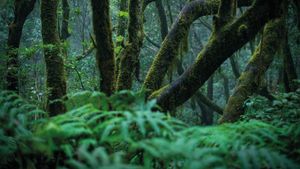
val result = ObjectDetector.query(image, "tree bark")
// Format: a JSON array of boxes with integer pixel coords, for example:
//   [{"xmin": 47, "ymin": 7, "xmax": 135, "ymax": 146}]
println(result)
[
  {"xmin": 90, "ymin": 0, "xmax": 115, "ymax": 95},
  {"xmin": 220, "ymin": 10, "xmax": 286, "ymax": 122},
  {"xmin": 143, "ymin": 0, "xmax": 253, "ymax": 94},
  {"xmin": 219, "ymin": 69, "xmax": 230, "ymax": 102},
  {"xmin": 155, "ymin": 0, "xmax": 168, "ymax": 40},
  {"xmin": 6, "ymin": 0, "xmax": 36, "ymax": 92},
  {"xmin": 115, "ymin": 0, "xmax": 128, "ymax": 81},
  {"xmin": 154, "ymin": 0, "xmax": 283, "ymax": 111},
  {"xmin": 230, "ymin": 55, "xmax": 240, "ymax": 79},
  {"xmin": 60, "ymin": 0, "xmax": 70, "ymax": 40},
  {"xmin": 116, "ymin": 0, "xmax": 144, "ymax": 90},
  {"xmin": 283, "ymin": 32, "xmax": 298, "ymax": 92},
  {"xmin": 41, "ymin": 0, "xmax": 67, "ymax": 116},
  {"xmin": 116, "ymin": 0, "xmax": 128, "ymax": 47}
]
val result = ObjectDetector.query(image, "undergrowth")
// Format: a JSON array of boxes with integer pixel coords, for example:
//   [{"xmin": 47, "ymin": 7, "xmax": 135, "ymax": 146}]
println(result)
[{"xmin": 0, "ymin": 89, "xmax": 300, "ymax": 169}]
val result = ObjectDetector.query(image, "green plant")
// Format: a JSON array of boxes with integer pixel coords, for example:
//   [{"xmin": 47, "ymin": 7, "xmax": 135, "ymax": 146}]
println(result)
[{"xmin": 0, "ymin": 90, "xmax": 300, "ymax": 169}]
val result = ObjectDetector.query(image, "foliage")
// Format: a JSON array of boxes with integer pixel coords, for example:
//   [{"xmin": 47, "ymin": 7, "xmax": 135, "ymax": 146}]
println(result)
[{"xmin": 0, "ymin": 90, "xmax": 300, "ymax": 169}]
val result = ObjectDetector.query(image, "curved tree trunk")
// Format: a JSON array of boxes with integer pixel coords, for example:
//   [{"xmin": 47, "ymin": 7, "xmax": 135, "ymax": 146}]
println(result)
[
  {"xmin": 6, "ymin": 0, "xmax": 36, "ymax": 92},
  {"xmin": 41, "ymin": 0, "xmax": 67, "ymax": 116},
  {"xmin": 154, "ymin": 0, "xmax": 283, "ymax": 112},
  {"xmin": 143, "ymin": 0, "xmax": 253, "ymax": 94},
  {"xmin": 116, "ymin": 0, "xmax": 144, "ymax": 90},
  {"xmin": 220, "ymin": 11, "xmax": 286, "ymax": 123},
  {"xmin": 90, "ymin": 0, "xmax": 115, "ymax": 95}
]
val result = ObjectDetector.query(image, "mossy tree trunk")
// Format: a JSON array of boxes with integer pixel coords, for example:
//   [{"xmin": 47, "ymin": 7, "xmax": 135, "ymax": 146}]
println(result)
[
  {"xmin": 116, "ymin": 0, "xmax": 144, "ymax": 90},
  {"xmin": 220, "ymin": 8, "xmax": 286, "ymax": 122},
  {"xmin": 6, "ymin": 0, "xmax": 36, "ymax": 92},
  {"xmin": 283, "ymin": 32, "xmax": 298, "ymax": 92},
  {"xmin": 116, "ymin": 0, "xmax": 128, "ymax": 48},
  {"xmin": 60, "ymin": 0, "xmax": 70, "ymax": 40},
  {"xmin": 203, "ymin": 76, "xmax": 214, "ymax": 125},
  {"xmin": 153, "ymin": 0, "xmax": 283, "ymax": 111},
  {"xmin": 230, "ymin": 55, "xmax": 240, "ymax": 79},
  {"xmin": 219, "ymin": 69, "xmax": 230, "ymax": 102},
  {"xmin": 155, "ymin": 0, "xmax": 168, "ymax": 40},
  {"xmin": 115, "ymin": 0, "xmax": 128, "ymax": 81},
  {"xmin": 143, "ymin": 0, "xmax": 253, "ymax": 94},
  {"xmin": 41, "ymin": 0, "xmax": 67, "ymax": 116},
  {"xmin": 90, "ymin": 0, "xmax": 115, "ymax": 96}
]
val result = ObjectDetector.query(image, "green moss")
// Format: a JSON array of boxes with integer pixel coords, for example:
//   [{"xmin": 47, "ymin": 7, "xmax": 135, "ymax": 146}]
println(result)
[{"xmin": 238, "ymin": 24, "xmax": 248, "ymax": 35}]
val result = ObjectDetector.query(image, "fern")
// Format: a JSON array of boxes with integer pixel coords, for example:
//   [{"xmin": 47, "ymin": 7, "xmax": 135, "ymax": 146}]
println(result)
[
  {"xmin": 1, "ymin": 90, "xmax": 300, "ymax": 169},
  {"xmin": 65, "ymin": 145, "xmax": 141, "ymax": 169}
]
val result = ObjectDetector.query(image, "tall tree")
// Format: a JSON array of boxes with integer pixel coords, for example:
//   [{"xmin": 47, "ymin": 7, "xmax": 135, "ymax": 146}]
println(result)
[
  {"xmin": 6, "ymin": 0, "xmax": 36, "ymax": 92},
  {"xmin": 41, "ymin": 0, "xmax": 67, "ymax": 116},
  {"xmin": 116, "ymin": 0, "xmax": 144, "ymax": 90},
  {"xmin": 90, "ymin": 0, "xmax": 115, "ymax": 95}
]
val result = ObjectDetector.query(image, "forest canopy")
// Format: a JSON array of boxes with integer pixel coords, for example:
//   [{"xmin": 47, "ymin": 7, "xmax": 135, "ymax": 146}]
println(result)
[{"xmin": 0, "ymin": 0, "xmax": 299, "ymax": 168}]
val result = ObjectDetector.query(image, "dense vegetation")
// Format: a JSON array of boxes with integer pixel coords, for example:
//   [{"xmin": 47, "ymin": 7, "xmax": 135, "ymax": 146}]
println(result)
[
  {"xmin": 0, "ymin": 88, "xmax": 300, "ymax": 168},
  {"xmin": 0, "ymin": 0, "xmax": 300, "ymax": 168}
]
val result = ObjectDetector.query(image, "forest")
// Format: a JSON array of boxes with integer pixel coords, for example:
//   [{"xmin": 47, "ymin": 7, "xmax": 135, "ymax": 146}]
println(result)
[{"xmin": 0, "ymin": 0, "xmax": 300, "ymax": 168}]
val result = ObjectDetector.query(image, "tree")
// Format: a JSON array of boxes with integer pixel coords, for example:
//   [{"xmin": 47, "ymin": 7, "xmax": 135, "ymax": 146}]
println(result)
[
  {"xmin": 152, "ymin": 0, "xmax": 283, "ymax": 111},
  {"xmin": 220, "ymin": 4, "xmax": 286, "ymax": 122},
  {"xmin": 60, "ymin": 0, "xmax": 71, "ymax": 40},
  {"xmin": 143, "ymin": 0, "xmax": 253, "ymax": 94},
  {"xmin": 90, "ymin": 0, "xmax": 115, "ymax": 96},
  {"xmin": 116, "ymin": 0, "xmax": 144, "ymax": 90},
  {"xmin": 6, "ymin": 0, "xmax": 36, "ymax": 92},
  {"xmin": 41, "ymin": 0, "xmax": 67, "ymax": 116}
]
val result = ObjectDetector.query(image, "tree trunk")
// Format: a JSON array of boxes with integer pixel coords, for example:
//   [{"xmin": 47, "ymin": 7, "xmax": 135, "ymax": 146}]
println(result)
[
  {"xmin": 230, "ymin": 55, "xmax": 240, "ymax": 79},
  {"xmin": 41, "ymin": 0, "xmax": 67, "ymax": 116},
  {"xmin": 220, "ymin": 11, "xmax": 286, "ymax": 122},
  {"xmin": 219, "ymin": 69, "xmax": 230, "ymax": 102},
  {"xmin": 155, "ymin": 0, "xmax": 168, "ymax": 40},
  {"xmin": 115, "ymin": 0, "xmax": 128, "ymax": 82},
  {"xmin": 154, "ymin": 0, "xmax": 283, "ymax": 111},
  {"xmin": 116, "ymin": 0, "xmax": 144, "ymax": 90},
  {"xmin": 90, "ymin": 0, "xmax": 115, "ymax": 95},
  {"xmin": 143, "ymin": 0, "xmax": 253, "ymax": 94},
  {"xmin": 203, "ymin": 76, "xmax": 214, "ymax": 125},
  {"xmin": 283, "ymin": 33, "xmax": 298, "ymax": 92},
  {"xmin": 6, "ymin": 0, "xmax": 36, "ymax": 92},
  {"xmin": 60, "ymin": 0, "xmax": 70, "ymax": 40},
  {"xmin": 116, "ymin": 0, "xmax": 128, "ymax": 47}
]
